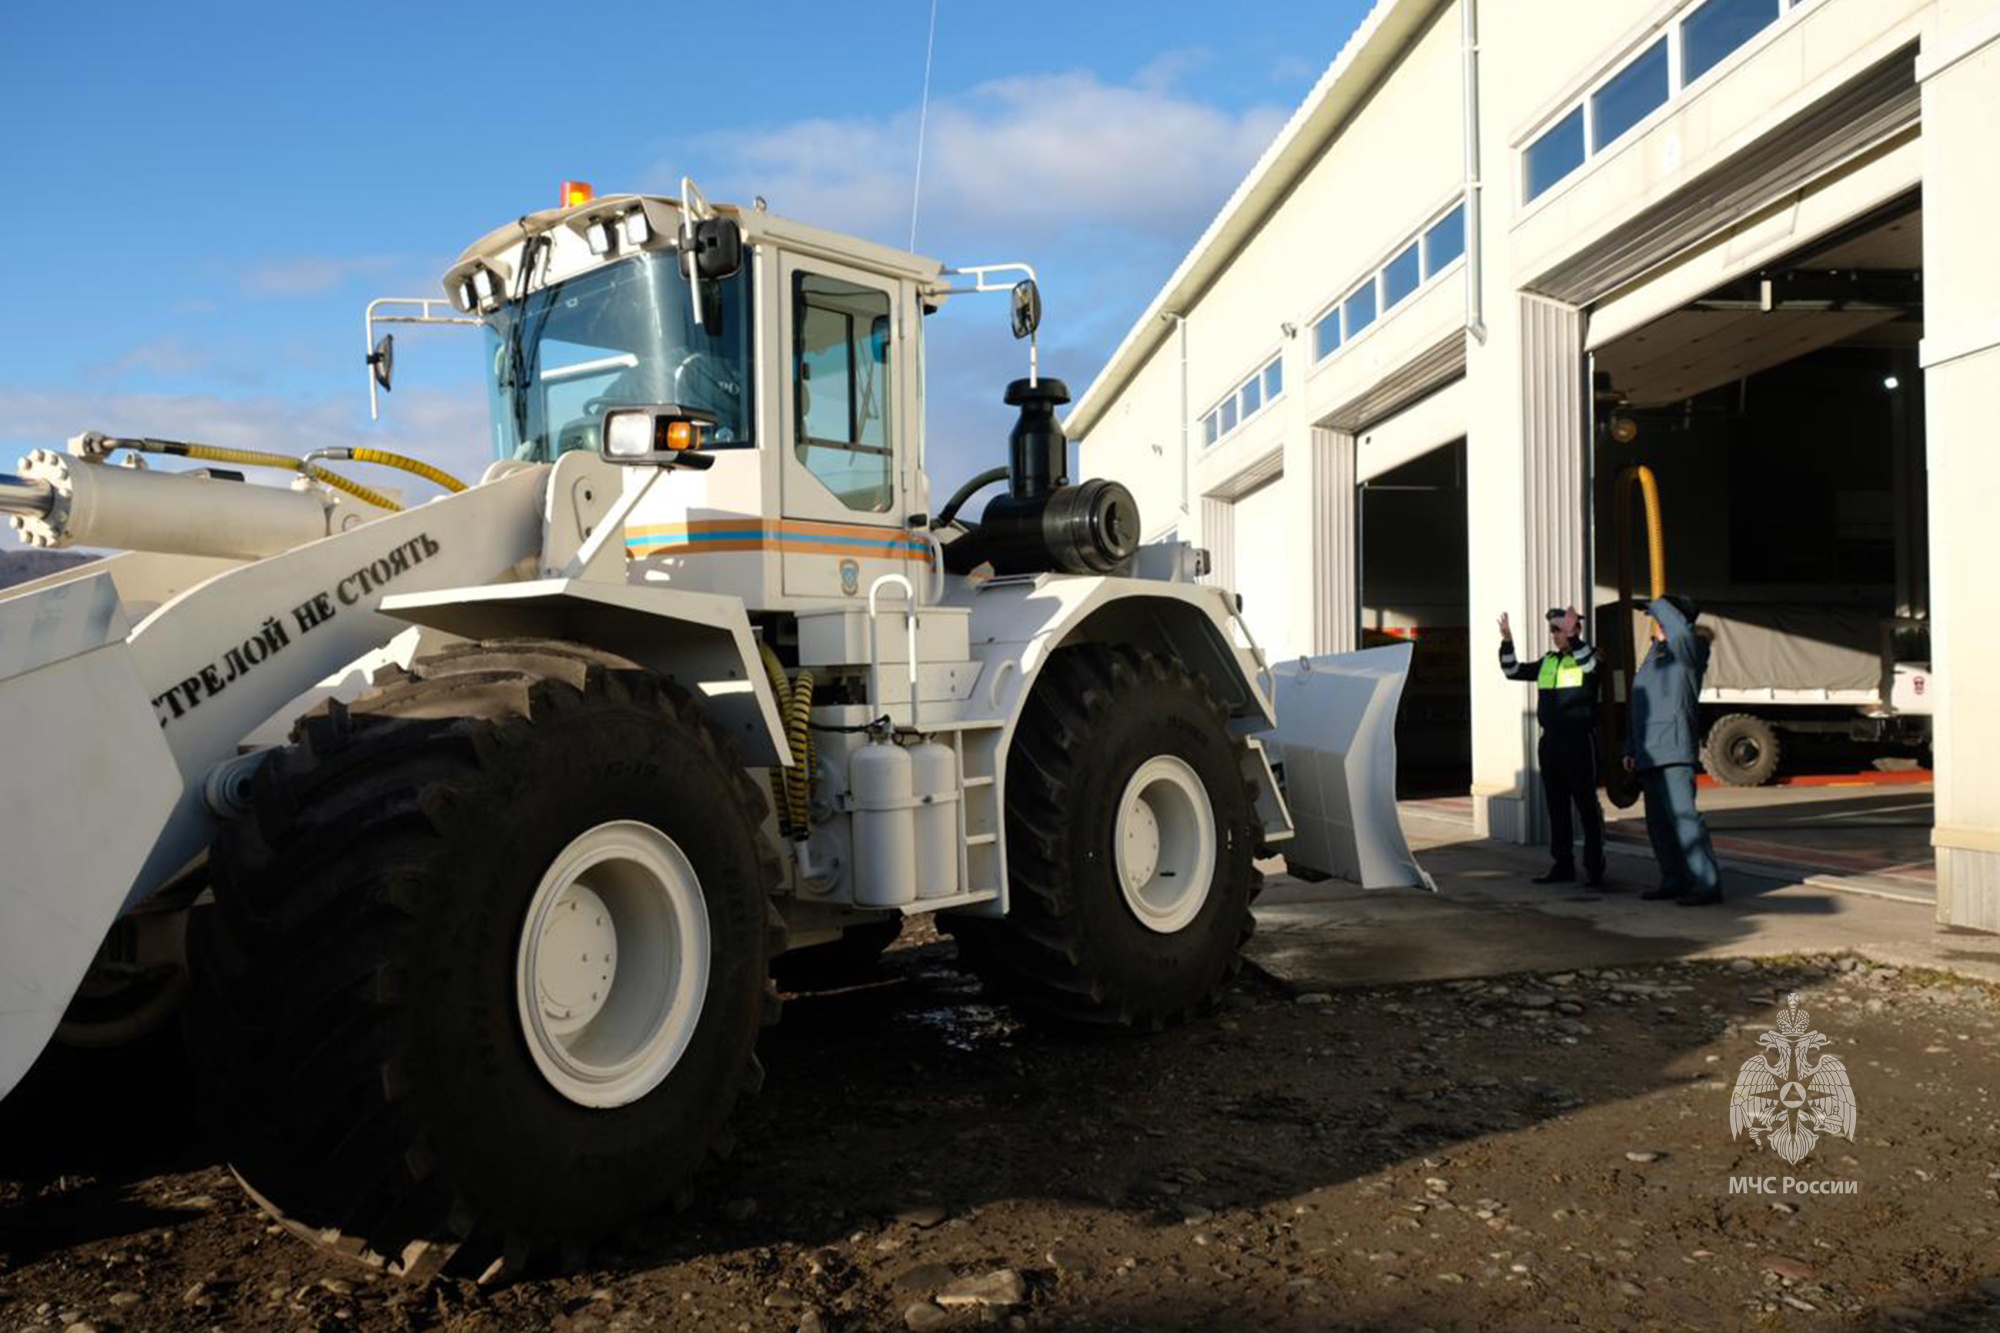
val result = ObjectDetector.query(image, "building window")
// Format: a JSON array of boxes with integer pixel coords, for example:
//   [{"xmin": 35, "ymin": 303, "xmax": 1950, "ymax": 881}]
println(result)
[
  {"xmin": 1525, "ymin": 106, "xmax": 1585, "ymax": 202},
  {"xmin": 1589, "ymin": 38, "xmax": 1669, "ymax": 152},
  {"xmin": 1423, "ymin": 203, "xmax": 1465, "ymax": 273},
  {"xmin": 1201, "ymin": 352, "xmax": 1284, "ymax": 447},
  {"xmin": 1308, "ymin": 196, "xmax": 1468, "ymax": 366},
  {"xmin": 1382, "ymin": 241, "xmax": 1422, "ymax": 308},
  {"xmin": 1524, "ymin": 0, "xmax": 1813, "ymax": 203},
  {"xmin": 1682, "ymin": 0, "xmax": 1781, "ymax": 84},
  {"xmin": 1313, "ymin": 310, "xmax": 1341, "ymax": 361},
  {"xmin": 1343, "ymin": 281, "xmax": 1378, "ymax": 339}
]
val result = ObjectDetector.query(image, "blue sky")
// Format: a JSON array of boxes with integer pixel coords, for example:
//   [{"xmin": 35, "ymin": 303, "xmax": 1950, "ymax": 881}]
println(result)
[{"xmin": 1, "ymin": 0, "xmax": 1371, "ymax": 500}]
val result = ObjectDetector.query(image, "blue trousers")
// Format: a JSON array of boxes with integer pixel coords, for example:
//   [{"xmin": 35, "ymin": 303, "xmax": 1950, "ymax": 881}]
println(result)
[{"xmin": 1637, "ymin": 763, "xmax": 1720, "ymax": 896}]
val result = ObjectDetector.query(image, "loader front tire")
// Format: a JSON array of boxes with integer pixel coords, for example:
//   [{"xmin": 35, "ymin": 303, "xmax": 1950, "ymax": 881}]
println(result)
[
  {"xmin": 186, "ymin": 642, "xmax": 778, "ymax": 1277},
  {"xmin": 947, "ymin": 645, "xmax": 1259, "ymax": 1030}
]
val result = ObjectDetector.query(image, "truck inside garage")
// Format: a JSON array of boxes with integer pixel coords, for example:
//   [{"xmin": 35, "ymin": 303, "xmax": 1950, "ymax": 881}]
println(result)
[{"xmin": 1589, "ymin": 195, "xmax": 1930, "ymax": 793}]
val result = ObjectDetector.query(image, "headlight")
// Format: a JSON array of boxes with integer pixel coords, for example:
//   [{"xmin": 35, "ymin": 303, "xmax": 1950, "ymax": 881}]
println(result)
[
  {"xmin": 604, "ymin": 410, "xmax": 655, "ymax": 458},
  {"xmin": 602, "ymin": 408, "xmax": 713, "ymax": 466}
]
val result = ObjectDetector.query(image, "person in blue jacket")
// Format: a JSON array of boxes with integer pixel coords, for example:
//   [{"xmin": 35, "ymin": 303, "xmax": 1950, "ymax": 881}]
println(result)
[{"xmin": 1623, "ymin": 594, "xmax": 1723, "ymax": 906}]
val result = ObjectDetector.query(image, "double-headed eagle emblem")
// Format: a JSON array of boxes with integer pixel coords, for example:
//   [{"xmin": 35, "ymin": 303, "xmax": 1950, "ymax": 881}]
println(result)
[{"xmin": 1730, "ymin": 992, "xmax": 1858, "ymax": 1165}]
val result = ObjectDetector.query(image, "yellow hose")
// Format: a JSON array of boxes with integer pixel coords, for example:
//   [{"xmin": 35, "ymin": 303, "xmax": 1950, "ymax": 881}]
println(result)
[
  {"xmin": 127, "ymin": 440, "xmax": 403, "ymax": 512},
  {"xmin": 348, "ymin": 448, "xmax": 468, "ymax": 493},
  {"xmin": 300, "ymin": 465, "xmax": 402, "ymax": 512},
  {"xmin": 757, "ymin": 643, "xmax": 816, "ymax": 839},
  {"xmin": 784, "ymin": 669, "xmax": 816, "ymax": 837}
]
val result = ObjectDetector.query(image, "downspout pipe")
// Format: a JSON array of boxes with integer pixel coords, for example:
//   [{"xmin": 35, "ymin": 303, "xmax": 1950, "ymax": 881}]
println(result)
[
  {"xmin": 1461, "ymin": 0, "xmax": 1488, "ymax": 344},
  {"xmin": 1161, "ymin": 312, "xmax": 1191, "ymax": 523}
]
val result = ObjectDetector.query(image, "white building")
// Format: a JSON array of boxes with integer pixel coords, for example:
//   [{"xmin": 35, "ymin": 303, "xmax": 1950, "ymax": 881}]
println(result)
[{"xmin": 1073, "ymin": 0, "xmax": 2000, "ymax": 930}]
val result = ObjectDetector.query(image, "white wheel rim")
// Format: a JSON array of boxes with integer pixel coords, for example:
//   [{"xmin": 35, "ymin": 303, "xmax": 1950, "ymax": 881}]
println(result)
[
  {"xmin": 516, "ymin": 820, "xmax": 710, "ymax": 1108},
  {"xmin": 1113, "ymin": 755, "xmax": 1217, "ymax": 934}
]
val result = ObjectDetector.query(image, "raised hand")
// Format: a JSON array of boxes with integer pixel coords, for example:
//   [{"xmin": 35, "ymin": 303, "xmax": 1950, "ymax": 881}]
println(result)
[{"xmin": 1498, "ymin": 612, "xmax": 1512, "ymax": 640}]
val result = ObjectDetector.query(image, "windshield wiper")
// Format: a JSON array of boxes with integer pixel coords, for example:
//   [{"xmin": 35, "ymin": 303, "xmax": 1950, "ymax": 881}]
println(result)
[{"xmin": 506, "ymin": 236, "xmax": 553, "ymax": 453}]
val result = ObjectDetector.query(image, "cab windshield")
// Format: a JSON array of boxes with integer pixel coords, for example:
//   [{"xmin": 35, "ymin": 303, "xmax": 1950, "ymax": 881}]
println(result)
[{"xmin": 485, "ymin": 250, "xmax": 753, "ymax": 463}]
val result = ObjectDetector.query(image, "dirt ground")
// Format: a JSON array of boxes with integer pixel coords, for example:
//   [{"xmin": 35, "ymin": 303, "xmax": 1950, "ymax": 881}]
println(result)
[{"xmin": 4, "ymin": 920, "xmax": 2000, "ymax": 1333}]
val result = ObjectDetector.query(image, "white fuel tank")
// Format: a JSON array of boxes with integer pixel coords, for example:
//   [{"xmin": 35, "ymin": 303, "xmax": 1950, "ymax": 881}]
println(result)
[
  {"xmin": 851, "ymin": 738, "xmax": 916, "ymax": 907},
  {"xmin": 907, "ymin": 738, "xmax": 960, "ymax": 900}
]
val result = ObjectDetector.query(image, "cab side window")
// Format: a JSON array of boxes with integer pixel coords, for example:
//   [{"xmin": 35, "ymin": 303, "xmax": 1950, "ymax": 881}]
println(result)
[{"xmin": 793, "ymin": 271, "xmax": 893, "ymax": 513}]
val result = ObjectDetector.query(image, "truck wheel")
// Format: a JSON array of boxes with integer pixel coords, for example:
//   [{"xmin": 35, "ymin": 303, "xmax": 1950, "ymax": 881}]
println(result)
[
  {"xmin": 186, "ymin": 642, "xmax": 779, "ymax": 1277},
  {"xmin": 1702, "ymin": 712, "xmax": 1782, "ymax": 787},
  {"xmin": 948, "ymin": 645, "xmax": 1259, "ymax": 1030}
]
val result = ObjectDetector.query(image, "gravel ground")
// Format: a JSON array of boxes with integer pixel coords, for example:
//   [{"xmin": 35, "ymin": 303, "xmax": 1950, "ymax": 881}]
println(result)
[{"xmin": 4, "ymin": 919, "xmax": 1999, "ymax": 1332}]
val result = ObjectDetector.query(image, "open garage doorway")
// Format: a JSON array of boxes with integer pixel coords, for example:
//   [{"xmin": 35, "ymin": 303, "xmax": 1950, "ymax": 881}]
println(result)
[
  {"xmin": 1361, "ymin": 438, "xmax": 1469, "ymax": 797},
  {"xmin": 1589, "ymin": 196, "xmax": 1933, "ymax": 898}
]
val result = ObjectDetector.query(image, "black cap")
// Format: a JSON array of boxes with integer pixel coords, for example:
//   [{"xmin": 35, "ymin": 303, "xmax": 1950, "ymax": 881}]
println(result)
[
  {"xmin": 1545, "ymin": 607, "xmax": 1567, "ymax": 622},
  {"xmin": 1662, "ymin": 593, "xmax": 1700, "ymax": 622}
]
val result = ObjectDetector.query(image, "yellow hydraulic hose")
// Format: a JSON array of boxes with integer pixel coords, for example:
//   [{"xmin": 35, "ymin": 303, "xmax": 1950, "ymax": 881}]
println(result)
[
  {"xmin": 109, "ymin": 438, "xmax": 403, "ymax": 511},
  {"xmin": 343, "ymin": 448, "xmax": 468, "ymax": 494},
  {"xmin": 300, "ymin": 465, "xmax": 402, "ymax": 512},
  {"xmin": 783, "ymin": 669, "xmax": 816, "ymax": 838},
  {"xmin": 758, "ymin": 642, "xmax": 817, "ymax": 839}
]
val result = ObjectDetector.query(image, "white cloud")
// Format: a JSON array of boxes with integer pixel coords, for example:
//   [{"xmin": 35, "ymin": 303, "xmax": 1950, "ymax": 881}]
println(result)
[
  {"xmin": 238, "ymin": 255, "xmax": 403, "ymax": 298},
  {"xmin": 88, "ymin": 337, "xmax": 212, "ymax": 381},
  {"xmin": 0, "ymin": 387, "xmax": 492, "ymax": 493},
  {"xmin": 692, "ymin": 67, "xmax": 1287, "ymax": 250}
]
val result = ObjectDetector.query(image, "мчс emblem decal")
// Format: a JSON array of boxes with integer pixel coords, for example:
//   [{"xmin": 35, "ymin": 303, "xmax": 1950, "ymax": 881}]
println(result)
[{"xmin": 1730, "ymin": 992, "xmax": 1858, "ymax": 1166}]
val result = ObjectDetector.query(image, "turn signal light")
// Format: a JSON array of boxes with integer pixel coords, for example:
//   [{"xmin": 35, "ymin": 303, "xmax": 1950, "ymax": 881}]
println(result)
[
  {"xmin": 560, "ymin": 180, "xmax": 594, "ymax": 208},
  {"xmin": 665, "ymin": 420, "xmax": 702, "ymax": 451}
]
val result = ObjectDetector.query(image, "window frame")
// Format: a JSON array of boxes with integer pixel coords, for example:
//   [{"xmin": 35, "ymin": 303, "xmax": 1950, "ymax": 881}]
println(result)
[
  {"xmin": 1198, "ymin": 350, "xmax": 1286, "ymax": 449},
  {"xmin": 1306, "ymin": 194, "xmax": 1470, "ymax": 372},
  {"xmin": 1517, "ymin": 0, "xmax": 1822, "ymax": 209},
  {"xmin": 787, "ymin": 266, "xmax": 899, "ymax": 515}
]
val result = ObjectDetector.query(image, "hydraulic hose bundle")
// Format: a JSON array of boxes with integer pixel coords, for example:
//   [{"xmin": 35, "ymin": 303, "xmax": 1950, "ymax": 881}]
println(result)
[{"xmin": 758, "ymin": 642, "xmax": 817, "ymax": 840}]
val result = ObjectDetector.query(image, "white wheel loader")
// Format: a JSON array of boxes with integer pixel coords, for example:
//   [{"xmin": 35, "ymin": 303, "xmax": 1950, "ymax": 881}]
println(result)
[{"xmin": 0, "ymin": 180, "xmax": 1424, "ymax": 1278}]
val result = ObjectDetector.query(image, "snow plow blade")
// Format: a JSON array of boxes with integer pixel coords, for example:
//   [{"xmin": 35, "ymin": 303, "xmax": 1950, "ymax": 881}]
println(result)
[{"xmin": 1263, "ymin": 644, "xmax": 1432, "ymax": 890}]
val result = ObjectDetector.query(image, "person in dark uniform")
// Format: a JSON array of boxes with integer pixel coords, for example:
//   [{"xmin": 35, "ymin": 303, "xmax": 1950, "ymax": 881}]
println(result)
[
  {"xmin": 1623, "ymin": 594, "xmax": 1723, "ymax": 906},
  {"xmin": 1499, "ymin": 605, "xmax": 1606, "ymax": 886}
]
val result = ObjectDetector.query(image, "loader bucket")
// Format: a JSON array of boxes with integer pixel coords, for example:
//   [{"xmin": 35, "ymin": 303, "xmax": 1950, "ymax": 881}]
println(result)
[
  {"xmin": 1263, "ymin": 643, "xmax": 1432, "ymax": 890},
  {"xmin": 0, "ymin": 573, "xmax": 187, "ymax": 1098}
]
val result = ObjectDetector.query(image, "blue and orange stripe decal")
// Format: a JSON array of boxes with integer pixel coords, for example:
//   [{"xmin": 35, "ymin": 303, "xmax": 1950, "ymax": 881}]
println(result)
[{"xmin": 626, "ymin": 518, "xmax": 932, "ymax": 562}]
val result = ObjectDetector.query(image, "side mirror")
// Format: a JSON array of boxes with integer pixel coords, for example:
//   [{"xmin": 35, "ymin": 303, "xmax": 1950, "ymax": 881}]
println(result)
[
  {"xmin": 1010, "ymin": 279, "xmax": 1041, "ymax": 340},
  {"xmin": 367, "ymin": 333, "xmax": 394, "ymax": 393},
  {"xmin": 687, "ymin": 218, "xmax": 744, "ymax": 282}
]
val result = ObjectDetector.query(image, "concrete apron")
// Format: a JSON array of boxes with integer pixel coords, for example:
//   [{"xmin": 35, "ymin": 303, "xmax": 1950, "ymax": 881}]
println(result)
[{"xmin": 1247, "ymin": 807, "xmax": 2000, "ymax": 995}]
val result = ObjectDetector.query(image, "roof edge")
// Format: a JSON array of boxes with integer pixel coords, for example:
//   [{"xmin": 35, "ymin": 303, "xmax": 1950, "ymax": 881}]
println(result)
[{"xmin": 1067, "ymin": 0, "xmax": 1448, "ymax": 437}]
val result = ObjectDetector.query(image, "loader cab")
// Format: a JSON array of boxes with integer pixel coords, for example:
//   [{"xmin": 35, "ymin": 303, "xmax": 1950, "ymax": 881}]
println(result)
[{"xmin": 453, "ymin": 190, "xmax": 937, "ymax": 611}]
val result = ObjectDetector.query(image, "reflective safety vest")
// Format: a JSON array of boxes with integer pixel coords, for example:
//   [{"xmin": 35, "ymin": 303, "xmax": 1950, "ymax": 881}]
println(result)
[{"xmin": 1537, "ymin": 653, "xmax": 1585, "ymax": 691}]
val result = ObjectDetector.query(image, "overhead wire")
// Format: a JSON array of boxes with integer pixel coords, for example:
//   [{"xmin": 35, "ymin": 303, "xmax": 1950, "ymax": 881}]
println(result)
[{"xmin": 908, "ymin": 0, "xmax": 941, "ymax": 252}]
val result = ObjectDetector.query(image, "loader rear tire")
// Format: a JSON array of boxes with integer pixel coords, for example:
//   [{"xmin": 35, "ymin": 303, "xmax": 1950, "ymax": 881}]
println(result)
[
  {"xmin": 186, "ymin": 641, "xmax": 779, "ymax": 1277},
  {"xmin": 946, "ymin": 645, "xmax": 1260, "ymax": 1030}
]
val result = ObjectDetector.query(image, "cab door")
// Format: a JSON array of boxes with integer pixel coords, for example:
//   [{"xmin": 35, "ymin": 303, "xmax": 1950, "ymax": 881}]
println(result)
[{"xmin": 776, "ymin": 253, "xmax": 917, "ymax": 599}]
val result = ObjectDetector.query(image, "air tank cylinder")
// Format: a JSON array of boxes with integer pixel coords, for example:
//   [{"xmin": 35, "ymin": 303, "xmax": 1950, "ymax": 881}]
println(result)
[
  {"xmin": 850, "ymin": 736, "xmax": 917, "ymax": 907},
  {"xmin": 907, "ymin": 738, "xmax": 961, "ymax": 901}
]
